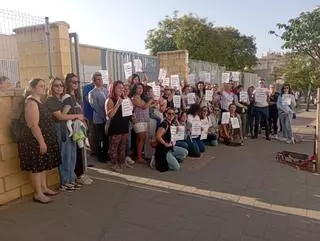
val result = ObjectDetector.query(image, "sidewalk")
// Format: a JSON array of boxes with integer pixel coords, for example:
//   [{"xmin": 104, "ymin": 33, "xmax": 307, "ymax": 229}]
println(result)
[{"xmin": 1, "ymin": 111, "xmax": 320, "ymax": 241}]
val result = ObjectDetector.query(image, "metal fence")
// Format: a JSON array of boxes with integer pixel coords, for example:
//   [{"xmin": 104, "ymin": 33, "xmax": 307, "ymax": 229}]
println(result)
[
  {"xmin": 105, "ymin": 49, "xmax": 159, "ymax": 82},
  {"xmin": 189, "ymin": 59, "xmax": 226, "ymax": 85},
  {"xmin": 243, "ymin": 72, "xmax": 259, "ymax": 89},
  {"xmin": 0, "ymin": 9, "xmax": 50, "ymax": 87}
]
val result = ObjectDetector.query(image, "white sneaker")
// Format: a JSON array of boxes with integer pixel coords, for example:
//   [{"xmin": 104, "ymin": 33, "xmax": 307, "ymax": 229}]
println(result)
[
  {"xmin": 77, "ymin": 175, "xmax": 93, "ymax": 185},
  {"xmin": 286, "ymin": 139, "xmax": 292, "ymax": 144},
  {"xmin": 150, "ymin": 156, "xmax": 156, "ymax": 169},
  {"xmin": 278, "ymin": 137, "xmax": 287, "ymax": 142},
  {"xmin": 125, "ymin": 156, "xmax": 135, "ymax": 165}
]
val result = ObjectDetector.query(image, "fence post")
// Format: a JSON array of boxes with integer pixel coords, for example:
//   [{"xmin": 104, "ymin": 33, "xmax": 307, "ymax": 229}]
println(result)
[
  {"xmin": 45, "ymin": 17, "xmax": 53, "ymax": 78},
  {"xmin": 316, "ymin": 88, "xmax": 319, "ymax": 168}
]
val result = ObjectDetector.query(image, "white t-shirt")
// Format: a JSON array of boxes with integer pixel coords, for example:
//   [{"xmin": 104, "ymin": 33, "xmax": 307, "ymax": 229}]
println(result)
[{"xmin": 253, "ymin": 88, "xmax": 269, "ymax": 107}]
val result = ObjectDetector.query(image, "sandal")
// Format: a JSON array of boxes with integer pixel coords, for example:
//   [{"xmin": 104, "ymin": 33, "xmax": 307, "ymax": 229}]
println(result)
[{"xmin": 33, "ymin": 195, "xmax": 53, "ymax": 204}]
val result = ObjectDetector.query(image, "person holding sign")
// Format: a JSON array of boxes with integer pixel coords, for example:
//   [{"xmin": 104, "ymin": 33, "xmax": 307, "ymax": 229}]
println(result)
[
  {"xmin": 234, "ymin": 85, "xmax": 250, "ymax": 139},
  {"xmin": 220, "ymin": 83, "xmax": 235, "ymax": 112},
  {"xmin": 181, "ymin": 85, "xmax": 191, "ymax": 111},
  {"xmin": 154, "ymin": 107, "xmax": 188, "ymax": 172},
  {"xmin": 195, "ymin": 81, "xmax": 207, "ymax": 107},
  {"xmin": 277, "ymin": 84, "xmax": 296, "ymax": 144},
  {"xmin": 200, "ymin": 107, "xmax": 218, "ymax": 146},
  {"xmin": 132, "ymin": 83, "xmax": 154, "ymax": 164},
  {"xmin": 106, "ymin": 81, "xmax": 131, "ymax": 172},
  {"xmin": 253, "ymin": 79, "xmax": 270, "ymax": 140},
  {"xmin": 187, "ymin": 104, "xmax": 205, "ymax": 154},
  {"xmin": 268, "ymin": 84, "xmax": 280, "ymax": 138},
  {"xmin": 219, "ymin": 103, "xmax": 244, "ymax": 146}
]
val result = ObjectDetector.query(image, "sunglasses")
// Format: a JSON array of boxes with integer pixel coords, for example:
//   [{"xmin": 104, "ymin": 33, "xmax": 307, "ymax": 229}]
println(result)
[
  {"xmin": 284, "ymin": 87, "xmax": 289, "ymax": 89},
  {"xmin": 167, "ymin": 112, "xmax": 175, "ymax": 115}
]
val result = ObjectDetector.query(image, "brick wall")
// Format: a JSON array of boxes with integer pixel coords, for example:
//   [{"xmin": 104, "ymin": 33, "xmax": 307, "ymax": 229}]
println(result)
[
  {"xmin": 158, "ymin": 50, "xmax": 189, "ymax": 85},
  {"xmin": 0, "ymin": 89, "xmax": 59, "ymax": 205}
]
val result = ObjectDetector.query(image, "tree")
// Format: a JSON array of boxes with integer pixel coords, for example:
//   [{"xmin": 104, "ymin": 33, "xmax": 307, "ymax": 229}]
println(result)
[
  {"xmin": 269, "ymin": 7, "xmax": 320, "ymax": 64},
  {"xmin": 281, "ymin": 53, "xmax": 320, "ymax": 111},
  {"xmin": 270, "ymin": 7, "xmax": 320, "ymax": 110},
  {"xmin": 145, "ymin": 12, "xmax": 257, "ymax": 71}
]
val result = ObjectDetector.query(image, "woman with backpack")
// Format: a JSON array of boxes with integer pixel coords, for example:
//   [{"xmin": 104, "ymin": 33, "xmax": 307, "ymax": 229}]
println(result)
[{"xmin": 17, "ymin": 78, "xmax": 60, "ymax": 203}]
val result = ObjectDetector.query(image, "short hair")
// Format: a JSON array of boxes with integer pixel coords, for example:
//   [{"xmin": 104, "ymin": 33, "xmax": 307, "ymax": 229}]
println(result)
[{"xmin": 92, "ymin": 72, "xmax": 102, "ymax": 82}]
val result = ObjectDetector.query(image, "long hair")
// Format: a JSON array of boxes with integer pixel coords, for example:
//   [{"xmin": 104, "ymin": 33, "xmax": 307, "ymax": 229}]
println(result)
[
  {"xmin": 24, "ymin": 78, "xmax": 44, "ymax": 99},
  {"xmin": 48, "ymin": 77, "xmax": 65, "ymax": 97},
  {"xmin": 281, "ymin": 84, "xmax": 292, "ymax": 95},
  {"xmin": 65, "ymin": 73, "xmax": 81, "ymax": 100},
  {"xmin": 177, "ymin": 110, "xmax": 187, "ymax": 122},
  {"xmin": 109, "ymin": 80, "xmax": 124, "ymax": 100},
  {"xmin": 196, "ymin": 81, "xmax": 205, "ymax": 96}
]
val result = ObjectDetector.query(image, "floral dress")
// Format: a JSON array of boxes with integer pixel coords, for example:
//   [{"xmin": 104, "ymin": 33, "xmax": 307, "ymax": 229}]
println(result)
[{"xmin": 18, "ymin": 97, "xmax": 60, "ymax": 173}]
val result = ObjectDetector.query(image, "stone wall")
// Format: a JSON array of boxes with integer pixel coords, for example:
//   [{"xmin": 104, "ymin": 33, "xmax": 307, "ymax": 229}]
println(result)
[
  {"xmin": 158, "ymin": 50, "xmax": 189, "ymax": 85},
  {"xmin": 0, "ymin": 89, "xmax": 59, "ymax": 205}
]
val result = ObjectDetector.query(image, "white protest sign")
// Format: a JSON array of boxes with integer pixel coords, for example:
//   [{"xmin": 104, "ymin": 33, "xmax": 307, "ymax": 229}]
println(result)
[
  {"xmin": 122, "ymin": 98, "xmax": 133, "ymax": 117},
  {"xmin": 171, "ymin": 126, "xmax": 185, "ymax": 141},
  {"xmin": 239, "ymin": 91, "xmax": 248, "ymax": 103},
  {"xmin": 133, "ymin": 59, "xmax": 143, "ymax": 72},
  {"xmin": 188, "ymin": 73, "xmax": 196, "ymax": 86},
  {"xmin": 162, "ymin": 77, "xmax": 170, "ymax": 87},
  {"xmin": 191, "ymin": 120, "xmax": 202, "ymax": 136},
  {"xmin": 170, "ymin": 75, "xmax": 180, "ymax": 88},
  {"xmin": 147, "ymin": 81, "xmax": 156, "ymax": 88},
  {"xmin": 205, "ymin": 90, "xmax": 213, "ymax": 101},
  {"xmin": 123, "ymin": 62, "xmax": 133, "ymax": 80},
  {"xmin": 173, "ymin": 95, "xmax": 181, "ymax": 109},
  {"xmin": 200, "ymin": 124, "xmax": 210, "ymax": 140},
  {"xmin": 231, "ymin": 117, "xmax": 240, "ymax": 129},
  {"xmin": 222, "ymin": 72, "xmax": 230, "ymax": 83},
  {"xmin": 158, "ymin": 68, "xmax": 167, "ymax": 81},
  {"xmin": 221, "ymin": 112, "xmax": 231, "ymax": 124},
  {"xmin": 187, "ymin": 93, "xmax": 196, "ymax": 105},
  {"xmin": 99, "ymin": 70, "xmax": 109, "ymax": 85},
  {"xmin": 153, "ymin": 85, "xmax": 161, "ymax": 100},
  {"xmin": 255, "ymin": 88, "xmax": 267, "ymax": 103},
  {"xmin": 282, "ymin": 94, "xmax": 291, "ymax": 105},
  {"xmin": 231, "ymin": 72, "xmax": 241, "ymax": 82}
]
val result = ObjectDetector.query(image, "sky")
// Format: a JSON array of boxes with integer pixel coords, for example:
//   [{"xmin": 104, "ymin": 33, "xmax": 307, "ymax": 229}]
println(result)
[{"xmin": 1, "ymin": 0, "xmax": 319, "ymax": 57}]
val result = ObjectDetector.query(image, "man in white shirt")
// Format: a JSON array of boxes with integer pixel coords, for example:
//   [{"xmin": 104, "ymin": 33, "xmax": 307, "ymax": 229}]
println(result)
[{"xmin": 253, "ymin": 79, "xmax": 270, "ymax": 140}]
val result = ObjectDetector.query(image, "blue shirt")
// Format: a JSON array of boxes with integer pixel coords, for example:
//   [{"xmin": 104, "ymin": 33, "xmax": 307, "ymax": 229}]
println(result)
[
  {"xmin": 83, "ymin": 83, "xmax": 95, "ymax": 120},
  {"xmin": 88, "ymin": 87, "xmax": 108, "ymax": 124}
]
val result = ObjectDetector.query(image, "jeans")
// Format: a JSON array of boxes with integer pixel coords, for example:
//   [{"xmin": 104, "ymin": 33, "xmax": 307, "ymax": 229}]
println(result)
[
  {"xmin": 279, "ymin": 112, "xmax": 293, "ymax": 139},
  {"xmin": 175, "ymin": 140, "xmax": 189, "ymax": 150},
  {"xmin": 56, "ymin": 123, "xmax": 77, "ymax": 185},
  {"xmin": 94, "ymin": 123, "xmax": 107, "ymax": 162},
  {"xmin": 253, "ymin": 106, "xmax": 269, "ymax": 138},
  {"xmin": 185, "ymin": 138, "xmax": 203, "ymax": 157},
  {"xmin": 126, "ymin": 123, "xmax": 132, "ymax": 156},
  {"xmin": 167, "ymin": 146, "xmax": 188, "ymax": 170},
  {"xmin": 269, "ymin": 106, "xmax": 278, "ymax": 135},
  {"xmin": 204, "ymin": 133, "xmax": 218, "ymax": 146}
]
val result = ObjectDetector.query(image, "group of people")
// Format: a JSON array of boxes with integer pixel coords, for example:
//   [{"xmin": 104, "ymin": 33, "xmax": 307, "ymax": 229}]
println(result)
[{"xmin": 17, "ymin": 71, "xmax": 297, "ymax": 203}]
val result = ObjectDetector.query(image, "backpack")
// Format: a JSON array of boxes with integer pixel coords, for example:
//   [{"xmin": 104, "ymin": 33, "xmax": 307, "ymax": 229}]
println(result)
[{"xmin": 11, "ymin": 100, "xmax": 25, "ymax": 142}]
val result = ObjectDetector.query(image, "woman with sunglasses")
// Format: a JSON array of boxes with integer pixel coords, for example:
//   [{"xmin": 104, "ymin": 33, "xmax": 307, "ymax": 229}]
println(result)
[
  {"xmin": 46, "ymin": 77, "xmax": 84, "ymax": 192},
  {"xmin": 277, "ymin": 84, "xmax": 296, "ymax": 144},
  {"xmin": 200, "ymin": 106, "xmax": 219, "ymax": 146},
  {"xmin": 154, "ymin": 107, "xmax": 188, "ymax": 172},
  {"xmin": 64, "ymin": 73, "xmax": 93, "ymax": 185}
]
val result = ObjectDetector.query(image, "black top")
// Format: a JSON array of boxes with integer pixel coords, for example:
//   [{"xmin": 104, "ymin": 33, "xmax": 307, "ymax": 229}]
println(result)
[
  {"xmin": 108, "ymin": 99, "xmax": 131, "ymax": 136},
  {"xmin": 154, "ymin": 120, "xmax": 172, "ymax": 172},
  {"xmin": 163, "ymin": 95, "xmax": 174, "ymax": 108},
  {"xmin": 46, "ymin": 96, "xmax": 68, "ymax": 142},
  {"xmin": 269, "ymin": 92, "xmax": 280, "ymax": 110},
  {"xmin": 63, "ymin": 94, "xmax": 83, "ymax": 115}
]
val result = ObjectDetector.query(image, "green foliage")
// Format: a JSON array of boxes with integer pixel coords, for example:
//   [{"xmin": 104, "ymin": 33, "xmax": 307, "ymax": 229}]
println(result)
[
  {"xmin": 145, "ymin": 12, "xmax": 257, "ymax": 71},
  {"xmin": 270, "ymin": 8, "xmax": 320, "ymax": 64},
  {"xmin": 281, "ymin": 53, "xmax": 320, "ymax": 91}
]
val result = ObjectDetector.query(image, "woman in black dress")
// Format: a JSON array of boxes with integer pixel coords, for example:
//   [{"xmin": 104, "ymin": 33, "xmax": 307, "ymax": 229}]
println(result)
[{"xmin": 18, "ymin": 78, "xmax": 60, "ymax": 203}]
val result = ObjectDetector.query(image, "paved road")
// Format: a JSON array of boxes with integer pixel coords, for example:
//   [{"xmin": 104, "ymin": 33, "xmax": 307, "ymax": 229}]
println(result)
[{"xmin": 1, "ymin": 111, "xmax": 320, "ymax": 241}]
